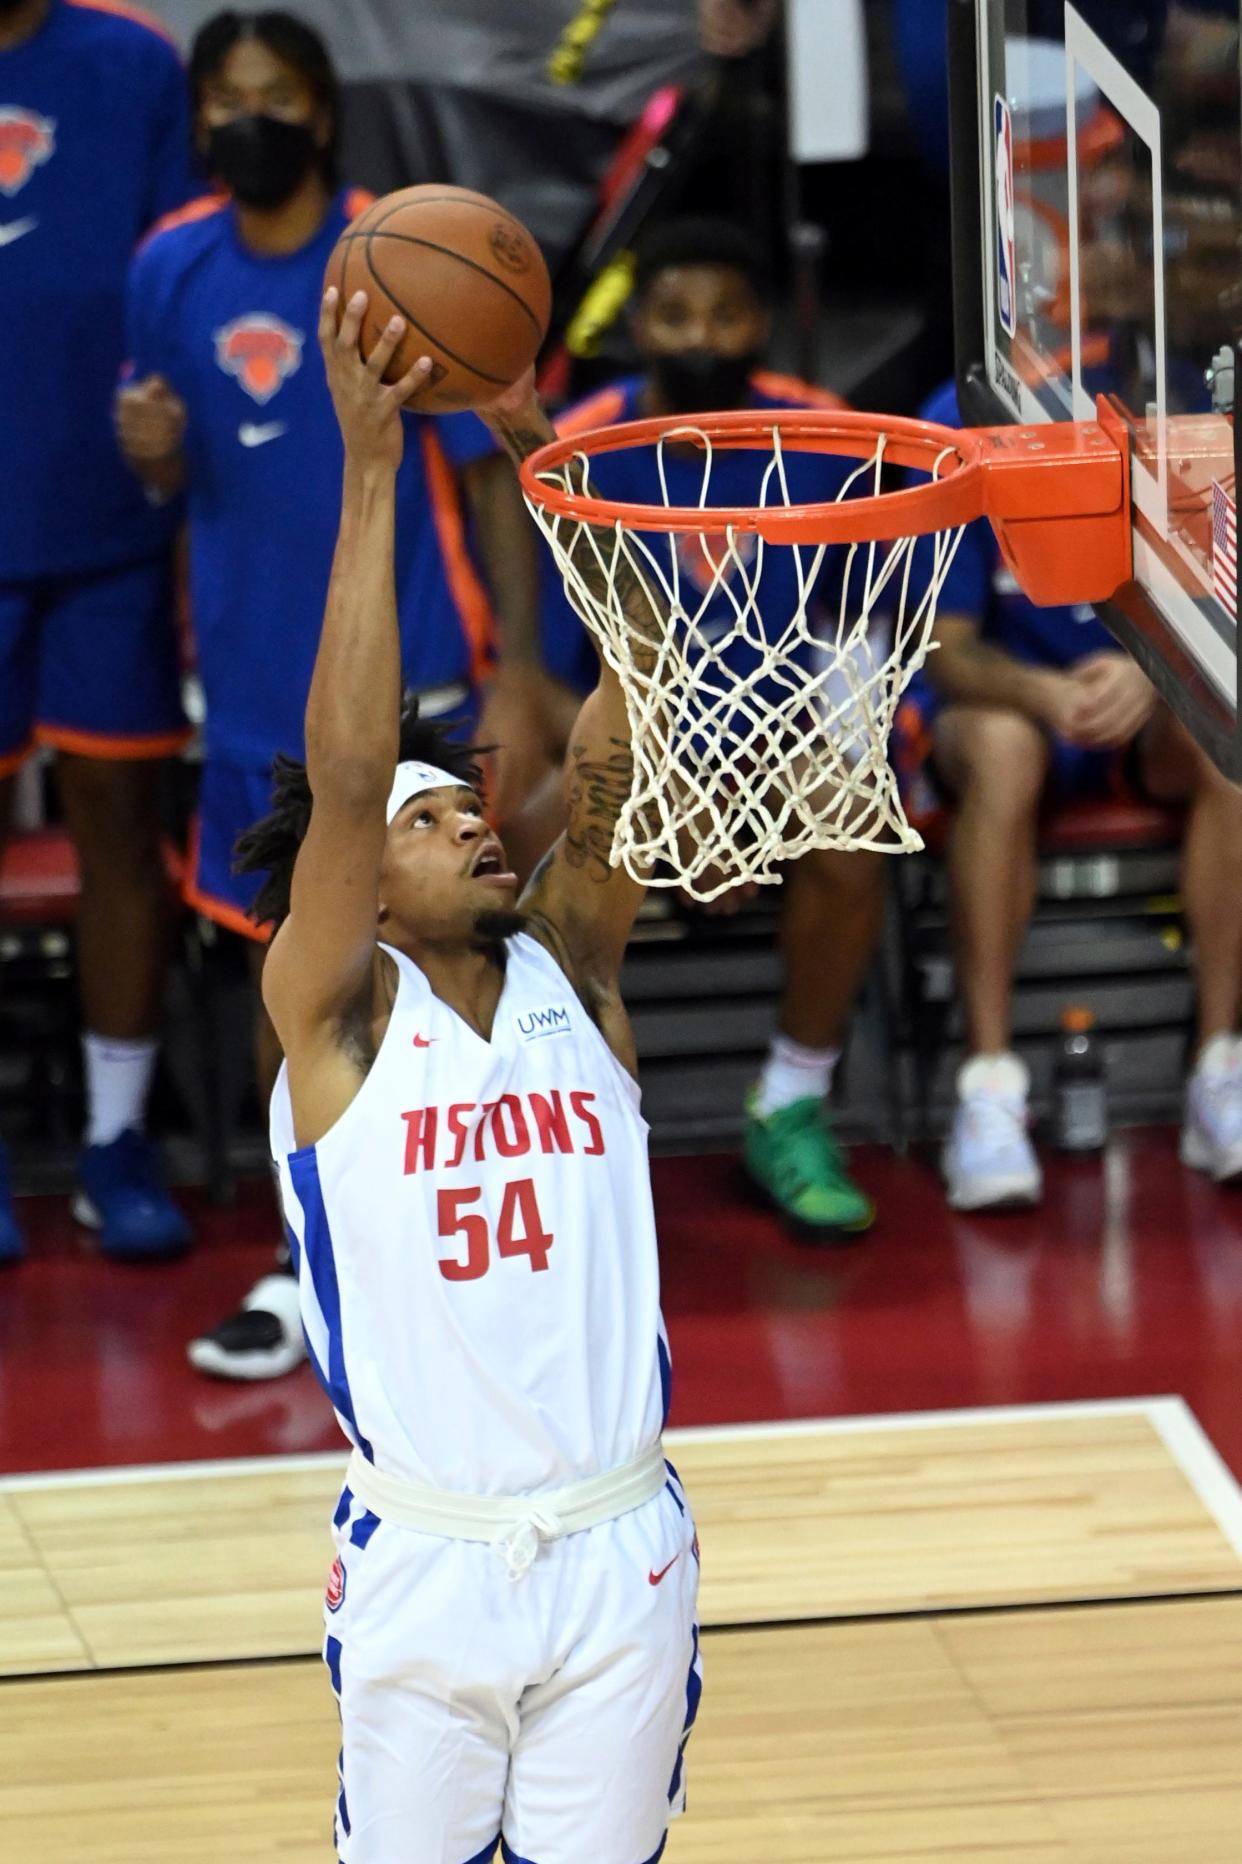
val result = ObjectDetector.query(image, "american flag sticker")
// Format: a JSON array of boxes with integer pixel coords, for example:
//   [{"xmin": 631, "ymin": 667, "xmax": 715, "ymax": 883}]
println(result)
[{"xmin": 1212, "ymin": 479, "xmax": 1236, "ymax": 615}]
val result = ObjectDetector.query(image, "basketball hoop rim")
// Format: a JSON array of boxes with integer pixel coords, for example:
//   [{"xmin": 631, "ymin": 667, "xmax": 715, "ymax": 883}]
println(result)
[
  {"xmin": 519, "ymin": 402, "xmax": 1132, "ymax": 577},
  {"xmin": 519, "ymin": 408, "xmax": 990, "ymax": 546}
]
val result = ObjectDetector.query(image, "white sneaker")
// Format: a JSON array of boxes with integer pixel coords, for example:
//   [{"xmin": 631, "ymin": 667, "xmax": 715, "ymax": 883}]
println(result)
[
  {"xmin": 1181, "ymin": 1035, "xmax": 1242, "ymax": 1183},
  {"xmin": 186, "ymin": 1271, "xmax": 307, "ymax": 1381},
  {"xmin": 943, "ymin": 1052, "xmax": 1043, "ymax": 1211}
]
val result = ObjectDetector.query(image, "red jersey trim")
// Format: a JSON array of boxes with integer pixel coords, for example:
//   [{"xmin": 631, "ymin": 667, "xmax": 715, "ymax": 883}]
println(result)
[
  {"xmin": 0, "ymin": 736, "xmax": 35, "ymax": 780},
  {"xmin": 66, "ymin": 0, "xmax": 179, "ymax": 49},
  {"xmin": 419, "ymin": 428, "xmax": 495, "ymax": 689},
  {"xmin": 184, "ymin": 818, "xmax": 270, "ymax": 944},
  {"xmin": 554, "ymin": 385, "xmax": 629, "ymax": 439},
  {"xmin": 554, "ymin": 375, "xmax": 848, "ymax": 444},
  {"xmin": 137, "ymin": 191, "xmax": 229, "ymax": 254},
  {"xmin": 750, "ymin": 370, "xmax": 850, "ymax": 412},
  {"xmin": 35, "ymin": 722, "xmax": 193, "ymax": 761}
]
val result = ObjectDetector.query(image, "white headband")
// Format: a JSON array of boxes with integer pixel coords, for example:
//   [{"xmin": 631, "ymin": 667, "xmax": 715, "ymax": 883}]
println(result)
[{"xmin": 385, "ymin": 760, "xmax": 469, "ymax": 825}]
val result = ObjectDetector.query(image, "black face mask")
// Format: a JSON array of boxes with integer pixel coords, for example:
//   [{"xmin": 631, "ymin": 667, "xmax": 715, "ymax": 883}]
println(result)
[
  {"xmin": 650, "ymin": 348, "xmax": 760, "ymax": 414},
  {"xmin": 206, "ymin": 115, "xmax": 319, "ymax": 210}
]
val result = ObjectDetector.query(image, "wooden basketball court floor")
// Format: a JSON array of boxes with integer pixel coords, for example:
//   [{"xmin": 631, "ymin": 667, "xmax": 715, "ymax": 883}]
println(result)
[{"xmin": 4, "ymin": 1397, "xmax": 1242, "ymax": 1861}]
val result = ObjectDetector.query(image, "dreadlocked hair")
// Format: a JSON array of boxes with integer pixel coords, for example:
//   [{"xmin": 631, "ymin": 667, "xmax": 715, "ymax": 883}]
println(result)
[{"xmin": 233, "ymin": 693, "xmax": 487, "ymax": 931}]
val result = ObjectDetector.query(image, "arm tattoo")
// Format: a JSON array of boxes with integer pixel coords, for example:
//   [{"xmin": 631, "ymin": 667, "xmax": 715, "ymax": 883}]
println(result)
[
  {"xmin": 564, "ymin": 735, "xmax": 635, "ymax": 882},
  {"xmin": 489, "ymin": 418, "xmax": 550, "ymax": 465}
]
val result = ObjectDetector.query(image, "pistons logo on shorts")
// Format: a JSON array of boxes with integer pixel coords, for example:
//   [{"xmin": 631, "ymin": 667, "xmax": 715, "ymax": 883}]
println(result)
[
  {"xmin": 214, "ymin": 313, "xmax": 303, "ymax": 405},
  {"xmin": 325, "ymin": 1555, "xmax": 346, "ymax": 1612},
  {"xmin": 0, "ymin": 108, "xmax": 55, "ymax": 197}
]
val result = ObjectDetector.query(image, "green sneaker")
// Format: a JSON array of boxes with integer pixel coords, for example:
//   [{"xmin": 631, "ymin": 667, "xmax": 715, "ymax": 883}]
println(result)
[{"xmin": 743, "ymin": 1093, "xmax": 875, "ymax": 1235}]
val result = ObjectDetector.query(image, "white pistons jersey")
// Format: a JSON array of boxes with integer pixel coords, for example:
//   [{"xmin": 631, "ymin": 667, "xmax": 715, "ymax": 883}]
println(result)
[{"xmin": 272, "ymin": 933, "xmax": 671, "ymax": 1495}]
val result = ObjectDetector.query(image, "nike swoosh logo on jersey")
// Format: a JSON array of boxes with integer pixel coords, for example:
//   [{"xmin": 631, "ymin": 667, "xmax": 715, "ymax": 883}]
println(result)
[
  {"xmin": 412, "ymin": 1033, "xmax": 436, "ymax": 1048},
  {"xmin": 238, "ymin": 420, "xmax": 287, "ymax": 447},
  {"xmin": 0, "ymin": 217, "xmax": 37, "ymax": 248},
  {"xmin": 648, "ymin": 1555, "xmax": 680, "ymax": 1586}
]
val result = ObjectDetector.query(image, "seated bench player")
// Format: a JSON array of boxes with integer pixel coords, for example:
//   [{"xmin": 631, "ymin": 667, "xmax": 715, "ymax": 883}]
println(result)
[
  {"xmin": 898, "ymin": 381, "xmax": 1242, "ymax": 1211},
  {"xmin": 522, "ymin": 216, "xmax": 887, "ymax": 1236},
  {"xmin": 117, "ymin": 9, "xmax": 554, "ymax": 1372}
]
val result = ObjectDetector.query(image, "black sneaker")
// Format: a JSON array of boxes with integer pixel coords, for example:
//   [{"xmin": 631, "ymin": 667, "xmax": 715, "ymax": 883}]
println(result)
[{"xmin": 187, "ymin": 1269, "xmax": 306, "ymax": 1381}]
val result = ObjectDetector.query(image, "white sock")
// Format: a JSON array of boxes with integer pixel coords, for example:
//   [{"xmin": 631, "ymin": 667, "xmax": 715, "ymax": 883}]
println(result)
[
  {"xmin": 82, "ymin": 1033, "xmax": 158, "ymax": 1148},
  {"xmin": 754, "ymin": 1033, "xmax": 839, "ymax": 1117}
]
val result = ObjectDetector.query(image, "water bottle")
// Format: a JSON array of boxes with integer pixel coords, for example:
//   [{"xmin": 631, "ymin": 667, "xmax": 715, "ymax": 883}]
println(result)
[{"xmin": 1052, "ymin": 1007, "xmax": 1107, "ymax": 1152}]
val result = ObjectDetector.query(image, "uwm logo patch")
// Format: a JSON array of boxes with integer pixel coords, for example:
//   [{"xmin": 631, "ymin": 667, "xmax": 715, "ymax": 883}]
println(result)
[
  {"xmin": 516, "ymin": 1004, "xmax": 571, "ymax": 1042},
  {"xmin": 325, "ymin": 1556, "xmax": 345, "ymax": 1612},
  {"xmin": 0, "ymin": 108, "xmax": 55, "ymax": 197},
  {"xmin": 214, "ymin": 313, "xmax": 303, "ymax": 404}
]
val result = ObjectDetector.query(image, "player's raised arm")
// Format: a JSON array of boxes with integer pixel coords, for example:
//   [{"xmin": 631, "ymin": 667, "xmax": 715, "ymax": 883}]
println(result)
[
  {"xmin": 478, "ymin": 372, "xmax": 666, "ymax": 989},
  {"xmin": 262, "ymin": 289, "xmax": 432, "ymax": 1060}
]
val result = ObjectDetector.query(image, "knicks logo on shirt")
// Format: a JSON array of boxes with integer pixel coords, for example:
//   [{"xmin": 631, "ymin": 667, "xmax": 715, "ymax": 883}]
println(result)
[
  {"xmin": 0, "ymin": 108, "xmax": 55, "ymax": 197},
  {"xmin": 676, "ymin": 528, "xmax": 757, "ymax": 596},
  {"xmin": 214, "ymin": 313, "xmax": 303, "ymax": 405}
]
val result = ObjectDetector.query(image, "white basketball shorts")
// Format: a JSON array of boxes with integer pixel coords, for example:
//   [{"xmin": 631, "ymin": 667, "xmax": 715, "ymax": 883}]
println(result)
[{"xmin": 323, "ymin": 1466, "xmax": 702, "ymax": 1864}]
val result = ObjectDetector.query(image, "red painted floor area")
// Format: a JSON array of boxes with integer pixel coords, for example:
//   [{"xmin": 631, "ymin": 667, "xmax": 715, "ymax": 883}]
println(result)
[{"xmin": 3, "ymin": 1128, "xmax": 1242, "ymax": 1478}]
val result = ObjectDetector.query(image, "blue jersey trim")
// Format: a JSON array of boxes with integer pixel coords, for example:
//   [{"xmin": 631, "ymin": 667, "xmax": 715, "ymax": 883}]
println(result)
[
  {"xmin": 287, "ymin": 1147, "xmax": 374, "ymax": 1461},
  {"xmin": 657, "ymin": 1333, "xmax": 672, "ymax": 1426},
  {"xmin": 350, "ymin": 1509, "xmax": 381, "ymax": 1549},
  {"xmin": 460, "ymin": 1843, "xmax": 499, "ymax": 1864},
  {"xmin": 667, "ymin": 1622, "xmax": 703, "ymax": 1806},
  {"xmin": 336, "ymin": 1758, "xmax": 351, "ymax": 1841},
  {"xmin": 280, "ymin": 1213, "xmax": 302, "ymax": 1276},
  {"xmin": 324, "ymin": 1631, "xmax": 342, "ymax": 1699}
]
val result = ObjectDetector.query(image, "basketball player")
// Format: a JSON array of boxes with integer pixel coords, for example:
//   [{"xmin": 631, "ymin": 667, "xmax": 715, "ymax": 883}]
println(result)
[
  {"xmin": 900, "ymin": 379, "xmax": 1242, "ymax": 1210},
  {"xmin": 529, "ymin": 217, "xmax": 884, "ymax": 1235},
  {"xmin": 117, "ymin": 11, "xmax": 557, "ymax": 1376},
  {"xmin": 254, "ymin": 288, "xmax": 699, "ymax": 1862},
  {"xmin": 0, "ymin": 0, "xmax": 196, "ymax": 1262}
]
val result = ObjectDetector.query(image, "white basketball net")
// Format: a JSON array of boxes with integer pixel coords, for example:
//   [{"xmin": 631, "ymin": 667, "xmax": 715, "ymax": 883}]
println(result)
[{"xmin": 527, "ymin": 424, "xmax": 964, "ymax": 902}]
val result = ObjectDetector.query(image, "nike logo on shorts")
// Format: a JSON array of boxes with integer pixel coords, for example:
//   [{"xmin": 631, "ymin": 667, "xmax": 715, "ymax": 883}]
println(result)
[
  {"xmin": 412, "ymin": 1033, "xmax": 436, "ymax": 1048},
  {"xmin": 0, "ymin": 217, "xmax": 37, "ymax": 248},
  {"xmin": 648, "ymin": 1555, "xmax": 680, "ymax": 1586},
  {"xmin": 238, "ymin": 420, "xmax": 287, "ymax": 448}
]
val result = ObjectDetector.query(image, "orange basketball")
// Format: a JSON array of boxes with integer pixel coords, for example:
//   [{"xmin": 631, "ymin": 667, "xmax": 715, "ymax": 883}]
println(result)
[{"xmin": 325, "ymin": 185, "xmax": 552, "ymax": 413}]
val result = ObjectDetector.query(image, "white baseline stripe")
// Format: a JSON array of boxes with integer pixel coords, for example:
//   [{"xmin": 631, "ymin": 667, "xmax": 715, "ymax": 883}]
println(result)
[
  {"xmin": 0, "ymin": 1397, "xmax": 1187, "ymax": 1491},
  {"xmin": 1146, "ymin": 1395, "xmax": 1242, "ymax": 1562},
  {"xmin": 664, "ymin": 1396, "xmax": 1175, "ymax": 1445}
]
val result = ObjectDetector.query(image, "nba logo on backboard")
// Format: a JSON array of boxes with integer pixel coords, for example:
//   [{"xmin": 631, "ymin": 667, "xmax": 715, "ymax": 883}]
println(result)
[{"xmin": 994, "ymin": 94, "xmax": 1017, "ymax": 339}]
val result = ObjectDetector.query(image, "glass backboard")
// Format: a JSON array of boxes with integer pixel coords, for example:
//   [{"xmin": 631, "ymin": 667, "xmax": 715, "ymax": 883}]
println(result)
[{"xmin": 949, "ymin": 0, "xmax": 1241, "ymax": 777}]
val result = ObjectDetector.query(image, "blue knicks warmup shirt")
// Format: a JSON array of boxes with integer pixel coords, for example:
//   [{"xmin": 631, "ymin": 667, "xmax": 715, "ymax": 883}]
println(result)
[
  {"xmin": 918, "ymin": 381, "xmax": 1114, "ymax": 667},
  {"xmin": 0, "ymin": 0, "xmax": 194, "ymax": 580},
  {"xmin": 126, "ymin": 189, "xmax": 495, "ymax": 771},
  {"xmin": 540, "ymin": 371, "xmax": 853, "ymax": 697}
]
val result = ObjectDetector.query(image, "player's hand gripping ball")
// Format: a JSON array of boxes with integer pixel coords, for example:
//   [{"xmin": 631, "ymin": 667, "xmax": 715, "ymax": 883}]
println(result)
[{"xmin": 323, "ymin": 185, "xmax": 552, "ymax": 412}]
